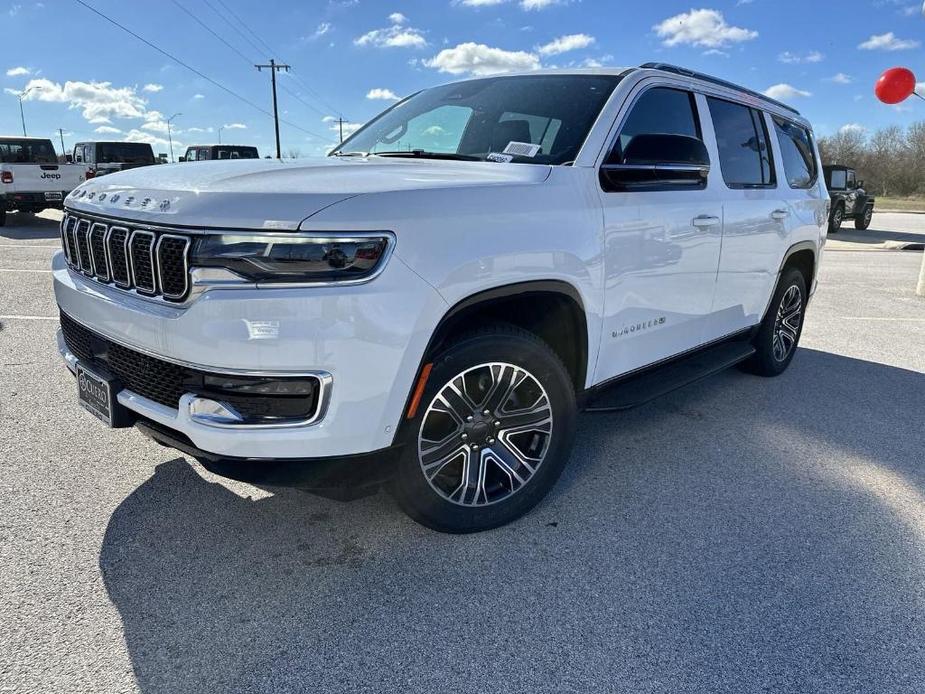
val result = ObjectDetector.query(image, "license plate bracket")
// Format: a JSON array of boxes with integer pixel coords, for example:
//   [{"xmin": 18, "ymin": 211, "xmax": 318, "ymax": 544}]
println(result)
[{"xmin": 76, "ymin": 362, "xmax": 133, "ymax": 427}]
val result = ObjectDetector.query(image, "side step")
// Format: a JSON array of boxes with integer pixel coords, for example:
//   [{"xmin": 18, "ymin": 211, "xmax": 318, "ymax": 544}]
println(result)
[{"xmin": 583, "ymin": 340, "xmax": 756, "ymax": 413}]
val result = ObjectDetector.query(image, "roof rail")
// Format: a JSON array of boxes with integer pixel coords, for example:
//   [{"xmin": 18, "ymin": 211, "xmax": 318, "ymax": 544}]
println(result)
[{"xmin": 639, "ymin": 62, "xmax": 801, "ymax": 116}]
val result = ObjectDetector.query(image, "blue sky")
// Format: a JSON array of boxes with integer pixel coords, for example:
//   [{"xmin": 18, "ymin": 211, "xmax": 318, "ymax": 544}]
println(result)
[{"xmin": 3, "ymin": 0, "xmax": 924, "ymax": 158}]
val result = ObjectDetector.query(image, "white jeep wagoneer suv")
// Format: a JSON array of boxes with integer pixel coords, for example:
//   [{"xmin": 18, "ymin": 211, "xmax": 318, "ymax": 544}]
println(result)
[{"xmin": 54, "ymin": 64, "xmax": 827, "ymax": 532}]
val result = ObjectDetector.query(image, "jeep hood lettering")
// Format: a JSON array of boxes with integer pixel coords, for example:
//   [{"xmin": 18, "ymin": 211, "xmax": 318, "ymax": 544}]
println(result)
[{"xmin": 64, "ymin": 157, "xmax": 552, "ymax": 230}]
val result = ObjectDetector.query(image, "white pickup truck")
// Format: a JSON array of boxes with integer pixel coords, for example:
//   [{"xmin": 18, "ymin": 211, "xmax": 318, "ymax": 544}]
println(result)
[{"xmin": 1, "ymin": 137, "xmax": 85, "ymax": 226}]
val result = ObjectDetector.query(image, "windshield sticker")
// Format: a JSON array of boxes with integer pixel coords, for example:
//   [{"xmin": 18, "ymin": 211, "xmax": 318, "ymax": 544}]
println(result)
[
  {"xmin": 487, "ymin": 152, "xmax": 514, "ymax": 163},
  {"xmin": 503, "ymin": 141, "xmax": 541, "ymax": 158}
]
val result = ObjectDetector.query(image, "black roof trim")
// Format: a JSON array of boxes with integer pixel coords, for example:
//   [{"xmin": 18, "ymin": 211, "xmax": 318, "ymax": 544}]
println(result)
[{"xmin": 639, "ymin": 62, "xmax": 801, "ymax": 116}]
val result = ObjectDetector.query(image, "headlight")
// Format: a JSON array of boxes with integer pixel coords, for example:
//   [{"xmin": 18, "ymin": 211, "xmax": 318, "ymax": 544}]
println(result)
[{"xmin": 189, "ymin": 233, "xmax": 393, "ymax": 284}]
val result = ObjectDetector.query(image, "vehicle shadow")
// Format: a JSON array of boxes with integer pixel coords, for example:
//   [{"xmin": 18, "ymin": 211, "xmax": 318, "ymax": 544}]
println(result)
[
  {"xmin": 830, "ymin": 224, "xmax": 925, "ymax": 245},
  {"xmin": 100, "ymin": 348, "xmax": 925, "ymax": 693},
  {"xmin": 0, "ymin": 212, "xmax": 62, "ymax": 241}
]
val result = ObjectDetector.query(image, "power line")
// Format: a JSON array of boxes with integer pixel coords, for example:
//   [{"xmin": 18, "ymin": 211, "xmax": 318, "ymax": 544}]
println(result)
[
  {"xmin": 214, "ymin": 0, "xmax": 275, "ymax": 57},
  {"xmin": 72, "ymin": 0, "xmax": 329, "ymax": 141},
  {"xmin": 200, "ymin": 0, "xmax": 268, "ymax": 59},
  {"xmin": 169, "ymin": 0, "xmax": 254, "ymax": 66}
]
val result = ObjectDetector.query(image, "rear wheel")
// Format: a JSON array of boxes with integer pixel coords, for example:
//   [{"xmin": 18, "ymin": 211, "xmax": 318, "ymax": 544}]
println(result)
[
  {"xmin": 828, "ymin": 204, "xmax": 844, "ymax": 234},
  {"xmin": 742, "ymin": 267, "xmax": 807, "ymax": 377},
  {"xmin": 393, "ymin": 324, "xmax": 577, "ymax": 533},
  {"xmin": 0, "ymin": 209, "xmax": 6, "ymax": 227},
  {"xmin": 854, "ymin": 205, "xmax": 873, "ymax": 230}
]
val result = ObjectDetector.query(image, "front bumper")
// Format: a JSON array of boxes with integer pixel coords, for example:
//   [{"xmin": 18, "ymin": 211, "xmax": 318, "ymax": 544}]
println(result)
[{"xmin": 53, "ymin": 249, "xmax": 447, "ymax": 459}]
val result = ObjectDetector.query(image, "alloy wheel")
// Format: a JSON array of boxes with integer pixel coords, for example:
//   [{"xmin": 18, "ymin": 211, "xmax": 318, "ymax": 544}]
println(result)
[
  {"xmin": 772, "ymin": 285, "xmax": 802, "ymax": 362},
  {"xmin": 417, "ymin": 362, "xmax": 553, "ymax": 507}
]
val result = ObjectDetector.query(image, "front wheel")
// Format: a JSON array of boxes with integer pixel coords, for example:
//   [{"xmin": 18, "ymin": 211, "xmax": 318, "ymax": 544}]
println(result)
[
  {"xmin": 742, "ymin": 268, "xmax": 807, "ymax": 377},
  {"xmin": 855, "ymin": 206, "xmax": 873, "ymax": 230},
  {"xmin": 392, "ymin": 324, "xmax": 577, "ymax": 533}
]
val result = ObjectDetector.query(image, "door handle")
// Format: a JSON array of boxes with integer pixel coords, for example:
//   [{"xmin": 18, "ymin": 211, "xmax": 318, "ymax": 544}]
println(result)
[
  {"xmin": 771, "ymin": 209, "xmax": 790, "ymax": 220},
  {"xmin": 692, "ymin": 215, "xmax": 720, "ymax": 228}
]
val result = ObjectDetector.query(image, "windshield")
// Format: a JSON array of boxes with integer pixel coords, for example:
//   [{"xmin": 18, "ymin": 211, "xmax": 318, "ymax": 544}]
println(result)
[
  {"xmin": 331, "ymin": 74, "xmax": 622, "ymax": 165},
  {"xmin": 99, "ymin": 142, "xmax": 155, "ymax": 164},
  {"xmin": 0, "ymin": 138, "xmax": 58, "ymax": 164}
]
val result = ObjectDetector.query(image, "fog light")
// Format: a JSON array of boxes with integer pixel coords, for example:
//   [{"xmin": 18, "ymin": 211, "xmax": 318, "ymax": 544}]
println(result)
[{"xmin": 189, "ymin": 397, "xmax": 244, "ymax": 425}]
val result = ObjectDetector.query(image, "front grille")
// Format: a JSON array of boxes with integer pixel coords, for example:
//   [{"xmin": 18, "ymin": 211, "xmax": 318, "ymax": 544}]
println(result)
[
  {"xmin": 59, "ymin": 312, "xmax": 321, "ymax": 421},
  {"xmin": 60, "ymin": 212, "xmax": 190, "ymax": 301}
]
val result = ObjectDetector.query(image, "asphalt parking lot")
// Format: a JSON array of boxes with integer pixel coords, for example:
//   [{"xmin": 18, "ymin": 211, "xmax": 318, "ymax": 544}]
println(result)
[{"xmin": 2, "ymin": 211, "xmax": 924, "ymax": 693}]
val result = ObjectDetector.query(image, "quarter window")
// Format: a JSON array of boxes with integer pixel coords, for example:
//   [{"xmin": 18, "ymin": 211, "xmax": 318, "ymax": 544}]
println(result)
[
  {"xmin": 707, "ymin": 97, "xmax": 774, "ymax": 188},
  {"xmin": 609, "ymin": 87, "xmax": 700, "ymax": 163},
  {"xmin": 772, "ymin": 116, "xmax": 817, "ymax": 189}
]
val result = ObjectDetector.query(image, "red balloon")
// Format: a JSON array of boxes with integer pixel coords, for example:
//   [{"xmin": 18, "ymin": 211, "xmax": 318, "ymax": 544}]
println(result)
[{"xmin": 875, "ymin": 67, "xmax": 917, "ymax": 104}]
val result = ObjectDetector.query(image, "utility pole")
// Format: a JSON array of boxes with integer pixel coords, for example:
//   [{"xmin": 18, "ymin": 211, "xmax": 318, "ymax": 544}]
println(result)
[
  {"xmin": 57, "ymin": 128, "xmax": 66, "ymax": 160},
  {"xmin": 218, "ymin": 126, "xmax": 224, "ymax": 145},
  {"xmin": 167, "ymin": 112, "xmax": 181, "ymax": 163},
  {"xmin": 337, "ymin": 117, "xmax": 345, "ymax": 144},
  {"xmin": 255, "ymin": 59, "xmax": 290, "ymax": 159}
]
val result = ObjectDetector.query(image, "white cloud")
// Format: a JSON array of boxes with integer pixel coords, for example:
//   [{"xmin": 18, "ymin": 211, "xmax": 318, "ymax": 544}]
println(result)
[
  {"xmin": 192, "ymin": 93, "xmax": 205, "ymax": 99},
  {"xmin": 839, "ymin": 123, "xmax": 866, "ymax": 135},
  {"xmin": 93, "ymin": 125, "xmax": 122, "ymax": 134},
  {"xmin": 763, "ymin": 83, "xmax": 812, "ymax": 100},
  {"xmin": 142, "ymin": 83, "xmax": 163, "ymax": 93},
  {"xmin": 778, "ymin": 50, "xmax": 823, "ymax": 64},
  {"xmin": 366, "ymin": 87, "xmax": 401, "ymax": 100},
  {"xmin": 224, "ymin": 122, "xmax": 247, "ymax": 129},
  {"xmin": 858, "ymin": 32, "xmax": 920, "ymax": 51},
  {"xmin": 703, "ymin": 48, "xmax": 729, "ymax": 57},
  {"xmin": 355, "ymin": 15, "xmax": 427, "ymax": 48},
  {"xmin": 6, "ymin": 66, "xmax": 30, "ymax": 77},
  {"xmin": 828, "ymin": 73, "xmax": 852, "ymax": 84},
  {"xmin": 308, "ymin": 22, "xmax": 332, "ymax": 40},
  {"xmin": 654, "ymin": 9, "xmax": 757, "ymax": 48},
  {"xmin": 536, "ymin": 33, "xmax": 594, "ymax": 56},
  {"xmin": 123, "ymin": 129, "xmax": 182, "ymax": 153},
  {"xmin": 521, "ymin": 0, "xmax": 562, "ymax": 8},
  {"xmin": 15, "ymin": 77, "xmax": 147, "ymax": 122},
  {"xmin": 456, "ymin": 0, "xmax": 507, "ymax": 5},
  {"xmin": 424, "ymin": 42, "xmax": 540, "ymax": 75},
  {"xmin": 324, "ymin": 116, "xmax": 363, "ymax": 138},
  {"xmin": 185, "ymin": 127, "xmax": 206, "ymax": 133}
]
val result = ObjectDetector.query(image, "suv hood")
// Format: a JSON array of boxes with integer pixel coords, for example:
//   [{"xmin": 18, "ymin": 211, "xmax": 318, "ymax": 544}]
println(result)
[{"xmin": 63, "ymin": 157, "xmax": 552, "ymax": 230}]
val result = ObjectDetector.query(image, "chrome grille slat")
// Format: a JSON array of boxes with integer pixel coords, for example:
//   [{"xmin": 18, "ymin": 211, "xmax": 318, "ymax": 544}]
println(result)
[
  {"xmin": 88, "ymin": 222, "xmax": 110, "ymax": 281},
  {"xmin": 60, "ymin": 213, "xmax": 191, "ymax": 302},
  {"xmin": 74, "ymin": 220, "xmax": 93, "ymax": 275},
  {"xmin": 128, "ymin": 230, "xmax": 157, "ymax": 295}
]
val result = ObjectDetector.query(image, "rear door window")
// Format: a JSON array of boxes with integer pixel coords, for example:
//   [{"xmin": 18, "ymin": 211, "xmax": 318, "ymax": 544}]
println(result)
[
  {"xmin": 772, "ymin": 116, "xmax": 817, "ymax": 189},
  {"xmin": 707, "ymin": 97, "xmax": 774, "ymax": 188}
]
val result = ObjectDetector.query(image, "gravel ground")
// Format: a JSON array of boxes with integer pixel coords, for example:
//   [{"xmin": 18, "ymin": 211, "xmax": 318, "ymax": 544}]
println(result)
[{"xmin": 1, "ymin": 211, "xmax": 924, "ymax": 693}]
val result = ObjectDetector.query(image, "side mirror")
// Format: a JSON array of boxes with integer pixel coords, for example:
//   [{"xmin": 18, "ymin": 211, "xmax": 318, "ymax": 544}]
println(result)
[
  {"xmin": 857, "ymin": 180, "xmax": 864, "ymax": 189},
  {"xmin": 602, "ymin": 134, "xmax": 710, "ymax": 190},
  {"xmin": 178, "ymin": 156, "xmax": 186, "ymax": 162},
  {"xmin": 65, "ymin": 154, "xmax": 73, "ymax": 163}
]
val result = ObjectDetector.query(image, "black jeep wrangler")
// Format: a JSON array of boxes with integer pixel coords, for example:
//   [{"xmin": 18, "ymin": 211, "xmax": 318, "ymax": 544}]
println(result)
[{"xmin": 823, "ymin": 165, "xmax": 875, "ymax": 233}]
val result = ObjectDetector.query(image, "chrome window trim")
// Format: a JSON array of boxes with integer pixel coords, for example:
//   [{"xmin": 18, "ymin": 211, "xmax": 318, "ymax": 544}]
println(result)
[
  {"xmin": 154, "ymin": 233, "xmax": 191, "ymax": 300},
  {"xmin": 128, "ymin": 229, "xmax": 157, "ymax": 294},
  {"xmin": 88, "ymin": 222, "xmax": 110, "ymax": 281}
]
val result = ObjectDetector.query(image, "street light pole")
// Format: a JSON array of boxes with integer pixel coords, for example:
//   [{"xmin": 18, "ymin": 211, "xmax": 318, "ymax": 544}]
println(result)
[
  {"xmin": 167, "ymin": 112, "xmax": 181, "ymax": 163},
  {"xmin": 218, "ymin": 126, "xmax": 223, "ymax": 145},
  {"xmin": 16, "ymin": 85, "xmax": 42, "ymax": 137}
]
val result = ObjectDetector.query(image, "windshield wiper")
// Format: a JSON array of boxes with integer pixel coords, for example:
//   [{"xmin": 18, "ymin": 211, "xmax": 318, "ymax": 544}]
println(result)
[
  {"xmin": 331, "ymin": 151, "xmax": 369, "ymax": 157},
  {"xmin": 371, "ymin": 150, "xmax": 482, "ymax": 162}
]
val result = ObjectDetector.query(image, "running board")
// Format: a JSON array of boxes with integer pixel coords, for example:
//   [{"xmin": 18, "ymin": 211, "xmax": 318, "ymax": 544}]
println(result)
[{"xmin": 583, "ymin": 341, "xmax": 756, "ymax": 413}]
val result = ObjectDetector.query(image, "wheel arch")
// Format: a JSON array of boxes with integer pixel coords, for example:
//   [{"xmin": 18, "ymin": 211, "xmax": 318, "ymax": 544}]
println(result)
[
  {"xmin": 400, "ymin": 280, "xmax": 590, "ymax": 423},
  {"xmin": 780, "ymin": 241, "xmax": 816, "ymax": 296}
]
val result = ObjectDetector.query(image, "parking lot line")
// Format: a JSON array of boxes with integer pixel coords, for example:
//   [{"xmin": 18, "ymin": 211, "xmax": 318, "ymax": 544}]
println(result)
[
  {"xmin": 0, "ymin": 244, "xmax": 59, "ymax": 248},
  {"xmin": 0, "ymin": 268, "xmax": 53, "ymax": 273},
  {"xmin": 0, "ymin": 315, "xmax": 58, "ymax": 320}
]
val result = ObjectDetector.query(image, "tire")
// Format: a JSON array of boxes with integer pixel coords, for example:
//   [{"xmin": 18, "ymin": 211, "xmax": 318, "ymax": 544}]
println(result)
[
  {"xmin": 742, "ymin": 267, "xmax": 807, "ymax": 377},
  {"xmin": 854, "ymin": 205, "xmax": 873, "ymax": 230},
  {"xmin": 828, "ymin": 203, "xmax": 843, "ymax": 234},
  {"xmin": 0, "ymin": 209, "xmax": 5, "ymax": 227},
  {"xmin": 392, "ymin": 323, "xmax": 577, "ymax": 533}
]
